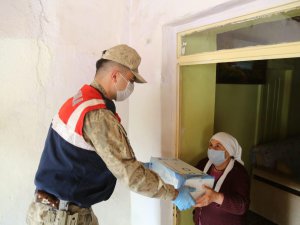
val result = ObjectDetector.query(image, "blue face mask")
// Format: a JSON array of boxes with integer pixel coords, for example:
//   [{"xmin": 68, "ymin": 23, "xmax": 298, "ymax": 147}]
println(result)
[{"xmin": 207, "ymin": 149, "xmax": 226, "ymax": 166}]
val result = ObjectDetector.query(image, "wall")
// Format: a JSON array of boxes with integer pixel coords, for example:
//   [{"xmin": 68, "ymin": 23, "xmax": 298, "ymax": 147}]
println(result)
[
  {"xmin": 1, "ymin": 0, "xmax": 298, "ymax": 225},
  {"xmin": 0, "ymin": 1, "xmax": 235, "ymax": 224},
  {"xmin": 128, "ymin": 1, "xmax": 236, "ymax": 225},
  {"xmin": 214, "ymin": 84, "xmax": 262, "ymax": 171},
  {"xmin": 0, "ymin": 0, "xmax": 131, "ymax": 224}
]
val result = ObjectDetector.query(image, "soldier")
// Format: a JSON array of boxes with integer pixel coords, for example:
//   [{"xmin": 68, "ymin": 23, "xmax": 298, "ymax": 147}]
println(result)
[{"xmin": 26, "ymin": 44, "xmax": 195, "ymax": 225}]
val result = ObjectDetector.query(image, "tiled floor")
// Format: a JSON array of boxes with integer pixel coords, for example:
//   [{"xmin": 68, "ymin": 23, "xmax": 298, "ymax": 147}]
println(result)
[{"xmin": 246, "ymin": 211, "xmax": 277, "ymax": 225}]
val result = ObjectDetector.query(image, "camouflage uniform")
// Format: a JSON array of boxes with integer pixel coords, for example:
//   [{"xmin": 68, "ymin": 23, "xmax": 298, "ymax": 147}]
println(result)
[
  {"xmin": 26, "ymin": 202, "xmax": 98, "ymax": 225},
  {"xmin": 83, "ymin": 81, "xmax": 176, "ymax": 200},
  {"xmin": 27, "ymin": 81, "xmax": 176, "ymax": 224}
]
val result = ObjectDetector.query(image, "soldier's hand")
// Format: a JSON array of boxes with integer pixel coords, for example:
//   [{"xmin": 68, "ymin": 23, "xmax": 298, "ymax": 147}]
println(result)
[{"xmin": 172, "ymin": 186, "xmax": 196, "ymax": 211}]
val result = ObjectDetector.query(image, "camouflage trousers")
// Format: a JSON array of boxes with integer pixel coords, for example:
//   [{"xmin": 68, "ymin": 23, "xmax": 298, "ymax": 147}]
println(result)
[{"xmin": 26, "ymin": 202, "xmax": 99, "ymax": 225}]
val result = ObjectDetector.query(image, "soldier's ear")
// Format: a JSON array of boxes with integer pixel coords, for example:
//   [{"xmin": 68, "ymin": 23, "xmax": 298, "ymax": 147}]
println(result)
[{"xmin": 111, "ymin": 70, "xmax": 118, "ymax": 83}]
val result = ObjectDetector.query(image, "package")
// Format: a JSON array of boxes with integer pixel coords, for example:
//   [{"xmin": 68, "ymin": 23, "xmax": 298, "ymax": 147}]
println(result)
[{"xmin": 150, "ymin": 157, "xmax": 214, "ymax": 199}]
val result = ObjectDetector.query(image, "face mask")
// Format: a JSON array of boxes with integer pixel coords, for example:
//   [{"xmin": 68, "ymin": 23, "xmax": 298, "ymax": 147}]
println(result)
[
  {"xmin": 207, "ymin": 149, "xmax": 226, "ymax": 166},
  {"xmin": 115, "ymin": 73, "xmax": 134, "ymax": 101}
]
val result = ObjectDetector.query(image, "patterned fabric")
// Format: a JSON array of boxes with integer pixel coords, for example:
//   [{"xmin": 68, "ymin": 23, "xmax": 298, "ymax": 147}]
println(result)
[
  {"xmin": 81, "ymin": 81, "xmax": 176, "ymax": 200},
  {"xmin": 250, "ymin": 136, "xmax": 300, "ymax": 180},
  {"xmin": 102, "ymin": 44, "xmax": 146, "ymax": 83},
  {"xmin": 26, "ymin": 202, "xmax": 98, "ymax": 225}
]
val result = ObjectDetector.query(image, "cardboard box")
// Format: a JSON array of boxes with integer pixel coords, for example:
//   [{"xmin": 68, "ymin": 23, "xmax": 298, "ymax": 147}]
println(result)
[{"xmin": 150, "ymin": 157, "xmax": 214, "ymax": 199}]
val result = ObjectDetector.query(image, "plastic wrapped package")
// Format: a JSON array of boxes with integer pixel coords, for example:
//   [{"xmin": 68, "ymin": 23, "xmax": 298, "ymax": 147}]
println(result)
[{"xmin": 150, "ymin": 157, "xmax": 214, "ymax": 199}]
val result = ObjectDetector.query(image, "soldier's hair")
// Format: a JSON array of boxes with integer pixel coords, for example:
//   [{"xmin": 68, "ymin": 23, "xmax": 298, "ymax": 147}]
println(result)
[
  {"xmin": 95, "ymin": 59, "xmax": 130, "ymax": 78},
  {"xmin": 96, "ymin": 58, "xmax": 109, "ymax": 71}
]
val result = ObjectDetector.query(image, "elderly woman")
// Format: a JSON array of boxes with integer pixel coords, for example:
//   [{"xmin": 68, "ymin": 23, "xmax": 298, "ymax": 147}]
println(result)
[{"xmin": 193, "ymin": 132, "xmax": 250, "ymax": 225}]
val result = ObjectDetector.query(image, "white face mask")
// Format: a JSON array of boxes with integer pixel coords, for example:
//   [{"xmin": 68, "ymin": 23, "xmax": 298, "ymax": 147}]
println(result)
[
  {"xmin": 207, "ymin": 148, "xmax": 226, "ymax": 166},
  {"xmin": 115, "ymin": 73, "xmax": 134, "ymax": 101}
]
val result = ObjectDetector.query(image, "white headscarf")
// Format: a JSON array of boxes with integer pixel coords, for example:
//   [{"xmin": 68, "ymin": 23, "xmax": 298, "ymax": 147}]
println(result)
[
  {"xmin": 211, "ymin": 132, "xmax": 244, "ymax": 165},
  {"xmin": 203, "ymin": 132, "xmax": 244, "ymax": 192}
]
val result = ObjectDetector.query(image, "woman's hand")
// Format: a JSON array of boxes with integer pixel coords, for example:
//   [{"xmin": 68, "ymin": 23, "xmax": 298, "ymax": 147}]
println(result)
[{"xmin": 194, "ymin": 185, "xmax": 224, "ymax": 207}]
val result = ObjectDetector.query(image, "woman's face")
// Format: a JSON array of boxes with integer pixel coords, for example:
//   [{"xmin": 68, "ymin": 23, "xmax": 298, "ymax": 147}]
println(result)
[{"xmin": 209, "ymin": 139, "xmax": 230, "ymax": 159}]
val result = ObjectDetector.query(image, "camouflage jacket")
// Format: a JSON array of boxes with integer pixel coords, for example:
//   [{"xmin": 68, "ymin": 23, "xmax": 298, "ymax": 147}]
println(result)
[{"xmin": 82, "ymin": 81, "xmax": 176, "ymax": 201}]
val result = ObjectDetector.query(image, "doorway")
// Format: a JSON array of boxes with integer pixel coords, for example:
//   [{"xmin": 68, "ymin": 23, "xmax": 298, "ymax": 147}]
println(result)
[
  {"xmin": 178, "ymin": 57, "xmax": 300, "ymax": 225},
  {"xmin": 170, "ymin": 3, "xmax": 300, "ymax": 225}
]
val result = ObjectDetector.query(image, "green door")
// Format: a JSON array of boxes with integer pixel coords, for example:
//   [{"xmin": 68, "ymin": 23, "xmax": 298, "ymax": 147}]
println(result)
[{"xmin": 177, "ymin": 64, "xmax": 216, "ymax": 225}]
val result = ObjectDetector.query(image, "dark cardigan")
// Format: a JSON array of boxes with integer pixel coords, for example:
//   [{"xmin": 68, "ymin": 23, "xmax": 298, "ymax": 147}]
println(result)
[{"xmin": 193, "ymin": 158, "xmax": 250, "ymax": 225}]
